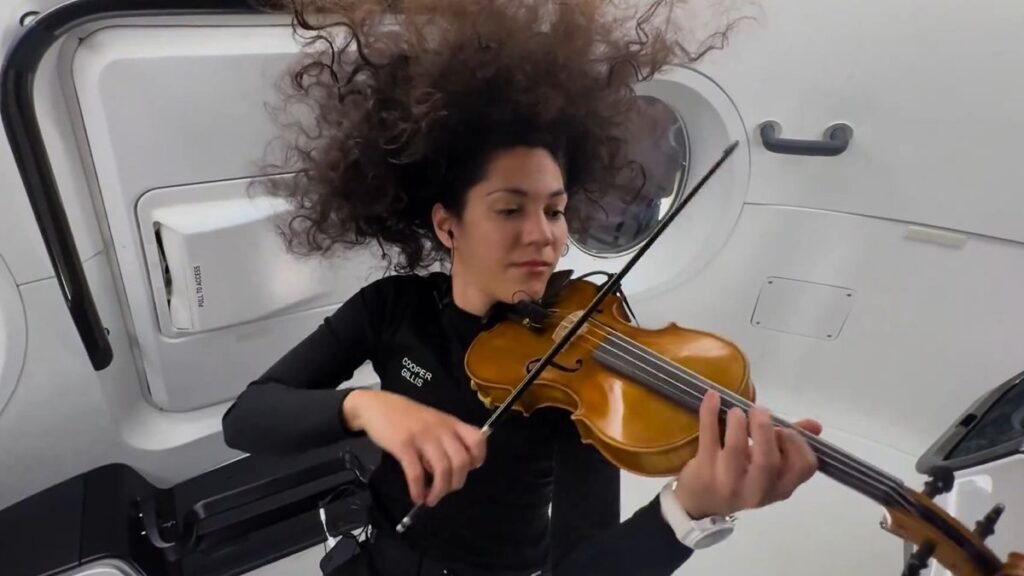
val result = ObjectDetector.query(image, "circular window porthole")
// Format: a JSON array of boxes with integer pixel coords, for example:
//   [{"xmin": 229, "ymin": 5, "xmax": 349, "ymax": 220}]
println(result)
[
  {"xmin": 568, "ymin": 95, "xmax": 690, "ymax": 257},
  {"xmin": 559, "ymin": 66, "xmax": 749, "ymax": 300}
]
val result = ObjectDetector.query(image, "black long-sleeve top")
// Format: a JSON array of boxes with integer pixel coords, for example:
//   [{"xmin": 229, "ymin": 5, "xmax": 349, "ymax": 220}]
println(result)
[{"xmin": 221, "ymin": 271, "xmax": 693, "ymax": 575}]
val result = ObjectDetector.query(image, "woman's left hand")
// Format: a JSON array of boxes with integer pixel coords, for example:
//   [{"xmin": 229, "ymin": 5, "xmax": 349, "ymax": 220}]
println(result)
[{"xmin": 673, "ymin": 389, "xmax": 823, "ymax": 520}]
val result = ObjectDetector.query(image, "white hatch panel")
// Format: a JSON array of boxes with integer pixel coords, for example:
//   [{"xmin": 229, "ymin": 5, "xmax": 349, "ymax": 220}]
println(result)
[{"xmin": 72, "ymin": 25, "xmax": 384, "ymax": 411}]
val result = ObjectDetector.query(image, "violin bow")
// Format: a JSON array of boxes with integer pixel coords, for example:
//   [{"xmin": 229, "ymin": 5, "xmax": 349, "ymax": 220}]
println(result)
[{"xmin": 396, "ymin": 140, "xmax": 740, "ymax": 533}]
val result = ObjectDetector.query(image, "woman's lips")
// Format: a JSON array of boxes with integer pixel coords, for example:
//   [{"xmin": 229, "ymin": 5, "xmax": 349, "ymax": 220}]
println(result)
[{"xmin": 511, "ymin": 261, "xmax": 552, "ymax": 272}]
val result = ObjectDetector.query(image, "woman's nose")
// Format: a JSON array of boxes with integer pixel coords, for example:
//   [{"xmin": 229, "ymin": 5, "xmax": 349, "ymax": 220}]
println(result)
[{"xmin": 521, "ymin": 210, "xmax": 554, "ymax": 246}]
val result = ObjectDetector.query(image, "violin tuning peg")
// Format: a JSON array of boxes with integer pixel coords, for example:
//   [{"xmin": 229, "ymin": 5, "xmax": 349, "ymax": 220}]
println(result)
[
  {"xmin": 922, "ymin": 467, "xmax": 955, "ymax": 499},
  {"xmin": 973, "ymin": 503, "xmax": 1005, "ymax": 541},
  {"xmin": 901, "ymin": 541, "xmax": 936, "ymax": 576}
]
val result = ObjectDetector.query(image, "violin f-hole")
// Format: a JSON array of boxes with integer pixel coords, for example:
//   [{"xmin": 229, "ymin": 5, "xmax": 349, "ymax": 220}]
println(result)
[{"xmin": 527, "ymin": 357, "xmax": 583, "ymax": 374}]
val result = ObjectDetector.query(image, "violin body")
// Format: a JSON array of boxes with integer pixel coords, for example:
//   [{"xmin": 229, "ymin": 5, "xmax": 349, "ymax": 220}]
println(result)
[{"xmin": 466, "ymin": 277, "xmax": 755, "ymax": 477}]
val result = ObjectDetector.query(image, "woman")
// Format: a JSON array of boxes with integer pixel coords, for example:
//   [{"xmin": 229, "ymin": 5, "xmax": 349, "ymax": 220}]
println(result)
[{"xmin": 223, "ymin": 1, "xmax": 823, "ymax": 574}]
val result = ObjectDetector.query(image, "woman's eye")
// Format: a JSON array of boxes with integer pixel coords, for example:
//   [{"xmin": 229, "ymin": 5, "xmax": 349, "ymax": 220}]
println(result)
[
  {"xmin": 547, "ymin": 209, "xmax": 565, "ymax": 219},
  {"xmin": 498, "ymin": 208, "xmax": 520, "ymax": 216}
]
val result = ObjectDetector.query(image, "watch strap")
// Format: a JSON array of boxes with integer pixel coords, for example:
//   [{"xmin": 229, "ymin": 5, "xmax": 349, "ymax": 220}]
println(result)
[{"xmin": 658, "ymin": 481, "xmax": 734, "ymax": 547}]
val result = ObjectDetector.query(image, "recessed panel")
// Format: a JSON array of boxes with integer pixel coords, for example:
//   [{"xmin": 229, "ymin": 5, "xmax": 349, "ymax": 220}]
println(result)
[{"xmin": 751, "ymin": 277, "xmax": 855, "ymax": 340}]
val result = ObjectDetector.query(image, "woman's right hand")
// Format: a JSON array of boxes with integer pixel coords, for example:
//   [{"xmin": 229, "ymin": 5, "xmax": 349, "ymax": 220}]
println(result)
[{"xmin": 341, "ymin": 389, "xmax": 487, "ymax": 507}]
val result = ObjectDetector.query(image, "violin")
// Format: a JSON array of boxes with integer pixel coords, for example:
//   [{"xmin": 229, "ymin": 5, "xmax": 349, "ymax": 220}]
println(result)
[
  {"xmin": 469, "ymin": 274, "xmax": 1023, "ymax": 576},
  {"xmin": 469, "ymin": 274, "xmax": 752, "ymax": 477},
  {"xmin": 400, "ymin": 141, "xmax": 1024, "ymax": 576}
]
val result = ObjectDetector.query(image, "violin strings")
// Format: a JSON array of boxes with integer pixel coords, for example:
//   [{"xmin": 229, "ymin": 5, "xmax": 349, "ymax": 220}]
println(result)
[
  {"xmin": 579, "ymin": 324, "xmax": 915, "ymax": 512},
  {"xmin": 525, "ymin": 312, "xmax": 918, "ymax": 514},
  {"xmin": 596, "ymin": 327, "xmax": 918, "ymax": 513}
]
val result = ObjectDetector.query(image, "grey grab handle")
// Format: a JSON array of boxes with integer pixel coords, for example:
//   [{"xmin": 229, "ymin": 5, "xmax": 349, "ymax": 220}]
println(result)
[{"xmin": 758, "ymin": 120, "xmax": 853, "ymax": 157}]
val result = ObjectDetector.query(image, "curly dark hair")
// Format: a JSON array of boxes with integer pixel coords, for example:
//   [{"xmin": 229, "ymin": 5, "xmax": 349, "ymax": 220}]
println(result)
[{"xmin": 255, "ymin": 0, "xmax": 743, "ymax": 273}]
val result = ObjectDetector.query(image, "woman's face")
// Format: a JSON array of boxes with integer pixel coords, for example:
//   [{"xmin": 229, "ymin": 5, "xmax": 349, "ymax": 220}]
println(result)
[{"xmin": 434, "ymin": 146, "xmax": 569, "ymax": 307}]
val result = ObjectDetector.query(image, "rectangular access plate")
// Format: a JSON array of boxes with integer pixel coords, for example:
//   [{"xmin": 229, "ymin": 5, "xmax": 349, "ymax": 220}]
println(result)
[{"xmin": 751, "ymin": 276, "xmax": 855, "ymax": 340}]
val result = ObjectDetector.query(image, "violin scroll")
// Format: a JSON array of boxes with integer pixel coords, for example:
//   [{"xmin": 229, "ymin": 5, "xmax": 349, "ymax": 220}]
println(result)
[{"xmin": 881, "ymin": 487, "xmax": 1021, "ymax": 576}]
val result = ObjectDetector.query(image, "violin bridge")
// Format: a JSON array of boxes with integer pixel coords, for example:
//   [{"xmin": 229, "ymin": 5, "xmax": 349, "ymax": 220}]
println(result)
[{"xmin": 554, "ymin": 311, "xmax": 589, "ymax": 342}]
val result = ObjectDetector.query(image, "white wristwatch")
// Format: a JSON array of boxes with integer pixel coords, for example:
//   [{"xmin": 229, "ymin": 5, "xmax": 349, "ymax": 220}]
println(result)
[{"xmin": 659, "ymin": 481, "xmax": 736, "ymax": 549}]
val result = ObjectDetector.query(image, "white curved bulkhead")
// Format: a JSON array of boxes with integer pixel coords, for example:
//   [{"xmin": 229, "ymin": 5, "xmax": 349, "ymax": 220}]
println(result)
[{"xmin": 2, "ymin": 1, "xmax": 1023, "ymax": 574}]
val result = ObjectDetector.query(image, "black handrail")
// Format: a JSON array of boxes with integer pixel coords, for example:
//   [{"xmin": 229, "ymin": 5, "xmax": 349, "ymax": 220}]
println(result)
[{"xmin": 1, "ymin": 0, "xmax": 271, "ymax": 370}]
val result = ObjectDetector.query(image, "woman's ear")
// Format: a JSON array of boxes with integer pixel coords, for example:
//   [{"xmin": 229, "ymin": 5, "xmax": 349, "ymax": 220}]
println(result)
[{"xmin": 432, "ymin": 203, "xmax": 455, "ymax": 249}]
